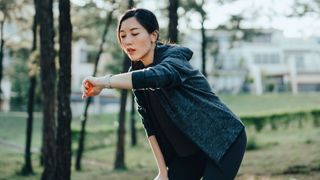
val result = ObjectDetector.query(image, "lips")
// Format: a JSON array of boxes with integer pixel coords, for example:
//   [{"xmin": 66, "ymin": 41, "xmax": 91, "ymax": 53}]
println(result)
[{"xmin": 126, "ymin": 48, "xmax": 136, "ymax": 55}]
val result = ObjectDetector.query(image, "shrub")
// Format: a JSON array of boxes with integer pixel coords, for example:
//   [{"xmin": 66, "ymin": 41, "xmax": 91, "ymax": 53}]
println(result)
[
  {"xmin": 311, "ymin": 109, "xmax": 320, "ymax": 127},
  {"xmin": 246, "ymin": 135, "xmax": 260, "ymax": 151},
  {"xmin": 240, "ymin": 109, "xmax": 320, "ymax": 132}
]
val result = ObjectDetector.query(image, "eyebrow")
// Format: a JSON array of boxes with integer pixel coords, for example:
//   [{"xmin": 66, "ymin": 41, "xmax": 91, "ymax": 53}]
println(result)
[{"xmin": 120, "ymin": 27, "xmax": 140, "ymax": 33}]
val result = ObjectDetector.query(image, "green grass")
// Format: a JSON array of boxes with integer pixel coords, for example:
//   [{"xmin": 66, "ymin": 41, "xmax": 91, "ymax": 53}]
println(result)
[
  {"xmin": 238, "ymin": 126, "xmax": 320, "ymax": 180},
  {"xmin": 1, "ymin": 93, "xmax": 320, "ymax": 180},
  {"xmin": 1, "ymin": 117, "xmax": 319, "ymax": 180},
  {"xmin": 220, "ymin": 92, "xmax": 320, "ymax": 116}
]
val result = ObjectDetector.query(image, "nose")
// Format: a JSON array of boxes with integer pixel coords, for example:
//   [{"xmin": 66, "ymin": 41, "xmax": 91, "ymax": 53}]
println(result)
[{"xmin": 122, "ymin": 35, "xmax": 133, "ymax": 46}]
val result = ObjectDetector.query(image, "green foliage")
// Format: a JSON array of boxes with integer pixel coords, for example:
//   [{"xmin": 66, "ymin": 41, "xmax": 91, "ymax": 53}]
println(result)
[
  {"xmin": 104, "ymin": 25, "xmax": 124, "ymax": 74},
  {"xmin": 246, "ymin": 135, "xmax": 260, "ymax": 150},
  {"xmin": 71, "ymin": 1, "xmax": 108, "ymax": 44},
  {"xmin": 290, "ymin": 1, "xmax": 320, "ymax": 17},
  {"xmin": 6, "ymin": 48, "xmax": 42, "ymax": 111},
  {"xmin": 240, "ymin": 109, "xmax": 320, "ymax": 132},
  {"xmin": 72, "ymin": 2, "xmax": 124, "ymax": 75},
  {"xmin": 7, "ymin": 48, "xmax": 29, "ymax": 111},
  {"xmin": 311, "ymin": 109, "xmax": 320, "ymax": 127},
  {"xmin": 0, "ymin": 0, "xmax": 15, "ymax": 18},
  {"xmin": 305, "ymin": 139, "xmax": 313, "ymax": 144}
]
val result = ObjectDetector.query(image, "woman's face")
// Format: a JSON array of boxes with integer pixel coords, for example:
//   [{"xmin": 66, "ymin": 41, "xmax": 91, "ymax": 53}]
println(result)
[{"xmin": 119, "ymin": 17, "xmax": 157, "ymax": 62}]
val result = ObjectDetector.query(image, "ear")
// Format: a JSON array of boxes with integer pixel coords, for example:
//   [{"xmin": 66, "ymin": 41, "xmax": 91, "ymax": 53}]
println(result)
[{"xmin": 151, "ymin": 31, "xmax": 158, "ymax": 43}]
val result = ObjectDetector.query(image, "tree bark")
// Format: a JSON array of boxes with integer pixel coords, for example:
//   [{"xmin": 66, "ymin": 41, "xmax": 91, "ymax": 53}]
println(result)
[
  {"xmin": 21, "ymin": 0, "xmax": 39, "ymax": 175},
  {"xmin": 21, "ymin": 77, "xmax": 36, "ymax": 175},
  {"xmin": 168, "ymin": 0, "xmax": 179, "ymax": 43},
  {"xmin": 114, "ymin": 0, "xmax": 134, "ymax": 169},
  {"xmin": 55, "ymin": 0, "xmax": 72, "ymax": 179},
  {"xmin": 130, "ymin": 93, "xmax": 137, "ymax": 147},
  {"xmin": 75, "ymin": 1, "xmax": 115, "ymax": 170},
  {"xmin": 39, "ymin": 0, "xmax": 56, "ymax": 179},
  {"xmin": 201, "ymin": 17, "xmax": 207, "ymax": 77},
  {"xmin": 114, "ymin": 82, "xmax": 129, "ymax": 169},
  {"xmin": 129, "ymin": 0, "xmax": 137, "ymax": 143},
  {"xmin": 0, "ymin": 15, "xmax": 5, "ymax": 109}
]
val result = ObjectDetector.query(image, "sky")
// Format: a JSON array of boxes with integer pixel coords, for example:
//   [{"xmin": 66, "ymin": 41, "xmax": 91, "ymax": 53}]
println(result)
[
  {"xmin": 140, "ymin": 0, "xmax": 320, "ymax": 38},
  {"xmin": 202, "ymin": 0, "xmax": 320, "ymax": 38},
  {"xmin": 71, "ymin": 0, "xmax": 320, "ymax": 38}
]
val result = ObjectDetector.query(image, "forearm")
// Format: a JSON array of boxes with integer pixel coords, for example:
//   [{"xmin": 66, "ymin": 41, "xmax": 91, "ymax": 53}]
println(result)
[
  {"xmin": 108, "ymin": 72, "xmax": 133, "ymax": 89},
  {"xmin": 82, "ymin": 71, "xmax": 133, "ymax": 98},
  {"xmin": 148, "ymin": 135, "xmax": 167, "ymax": 175}
]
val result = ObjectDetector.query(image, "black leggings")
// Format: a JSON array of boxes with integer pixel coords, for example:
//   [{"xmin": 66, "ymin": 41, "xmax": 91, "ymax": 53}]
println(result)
[{"xmin": 167, "ymin": 130, "xmax": 247, "ymax": 180}]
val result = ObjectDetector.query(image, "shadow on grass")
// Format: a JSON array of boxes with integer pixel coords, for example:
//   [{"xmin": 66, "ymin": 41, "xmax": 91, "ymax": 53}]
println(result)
[{"xmin": 282, "ymin": 161, "xmax": 320, "ymax": 175}]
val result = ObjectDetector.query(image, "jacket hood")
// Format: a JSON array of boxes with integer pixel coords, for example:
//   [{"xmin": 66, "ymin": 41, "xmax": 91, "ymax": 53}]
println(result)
[
  {"xmin": 156, "ymin": 43, "xmax": 193, "ymax": 62},
  {"xmin": 131, "ymin": 42, "xmax": 193, "ymax": 70}
]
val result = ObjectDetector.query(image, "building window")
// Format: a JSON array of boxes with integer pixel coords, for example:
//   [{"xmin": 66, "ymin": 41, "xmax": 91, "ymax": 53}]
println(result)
[
  {"xmin": 79, "ymin": 49, "xmax": 87, "ymax": 63},
  {"xmin": 87, "ymin": 50, "xmax": 97, "ymax": 63},
  {"xmin": 295, "ymin": 55, "xmax": 304, "ymax": 70},
  {"xmin": 252, "ymin": 34, "xmax": 272, "ymax": 43},
  {"xmin": 79, "ymin": 49, "xmax": 97, "ymax": 64},
  {"xmin": 254, "ymin": 53, "xmax": 280, "ymax": 64}
]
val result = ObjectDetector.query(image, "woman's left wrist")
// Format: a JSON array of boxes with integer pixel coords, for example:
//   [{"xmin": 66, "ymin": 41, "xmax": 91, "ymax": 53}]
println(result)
[
  {"xmin": 104, "ymin": 74, "xmax": 113, "ymax": 88},
  {"xmin": 94, "ymin": 75, "xmax": 112, "ymax": 88}
]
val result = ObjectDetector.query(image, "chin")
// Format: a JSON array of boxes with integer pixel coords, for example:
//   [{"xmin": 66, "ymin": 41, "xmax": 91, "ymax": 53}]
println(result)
[
  {"xmin": 129, "ymin": 55, "xmax": 141, "ymax": 61},
  {"xmin": 131, "ymin": 59, "xmax": 140, "ymax": 62},
  {"xmin": 131, "ymin": 58, "xmax": 140, "ymax": 62}
]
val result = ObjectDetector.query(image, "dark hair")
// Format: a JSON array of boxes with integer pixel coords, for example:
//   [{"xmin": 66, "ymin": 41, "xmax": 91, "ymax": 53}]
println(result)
[{"xmin": 117, "ymin": 8, "xmax": 159, "ymax": 43}]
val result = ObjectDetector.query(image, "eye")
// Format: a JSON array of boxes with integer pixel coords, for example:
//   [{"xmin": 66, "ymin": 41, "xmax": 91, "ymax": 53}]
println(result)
[{"xmin": 132, "ymin": 33, "xmax": 139, "ymax": 36}]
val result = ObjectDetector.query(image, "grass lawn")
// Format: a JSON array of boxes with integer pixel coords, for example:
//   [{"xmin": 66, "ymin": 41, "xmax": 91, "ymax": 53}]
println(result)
[
  {"xmin": 0, "ymin": 92, "xmax": 320, "ymax": 180},
  {"xmin": 219, "ymin": 92, "xmax": 320, "ymax": 116}
]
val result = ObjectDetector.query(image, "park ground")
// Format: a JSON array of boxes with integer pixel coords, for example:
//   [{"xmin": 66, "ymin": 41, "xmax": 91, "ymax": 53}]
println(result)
[{"xmin": 0, "ymin": 93, "xmax": 320, "ymax": 180}]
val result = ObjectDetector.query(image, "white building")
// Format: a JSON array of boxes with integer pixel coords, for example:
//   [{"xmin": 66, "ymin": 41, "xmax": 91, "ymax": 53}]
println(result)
[
  {"xmin": 183, "ymin": 29, "xmax": 320, "ymax": 95},
  {"xmin": 0, "ymin": 48, "xmax": 12, "ymax": 111},
  {"xmin": 1, "ymin": 38, "xmax": 120, "ymax": 114},
  {"xmin": 71, "ymin": 39, "xmax": 120, "ymax": 116}
]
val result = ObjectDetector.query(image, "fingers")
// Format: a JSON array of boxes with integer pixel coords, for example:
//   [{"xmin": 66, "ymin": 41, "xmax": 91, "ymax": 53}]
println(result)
[
  {"xmin": 81, "ymin": 76, "xmax": 94, "ymax": 99},
  {"xmin": 82, "ymin": 82, "xmax": 94, "ymax": 98},
  {"xmin": 81, "ymin": 76, "xmax": 104, "ymax": 99},
  {"xmin": 82, "ymin": 92, "xmax": 87, "ymax": 99}
]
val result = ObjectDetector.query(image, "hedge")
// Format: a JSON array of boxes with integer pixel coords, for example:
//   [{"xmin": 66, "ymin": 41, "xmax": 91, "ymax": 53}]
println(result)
[{"xmin": 239, "ymin": 109, "xmax": 320, "ymax": 132}]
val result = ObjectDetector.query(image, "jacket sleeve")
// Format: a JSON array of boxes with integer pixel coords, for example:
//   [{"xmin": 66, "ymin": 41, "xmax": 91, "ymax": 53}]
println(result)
[
  {"xmin": 131, "ymin": 54, "xmax": 192, "ymax": 89},
  {"xmin": 134, "ymin": 95, "xmax": 156, "ymax": 137}
]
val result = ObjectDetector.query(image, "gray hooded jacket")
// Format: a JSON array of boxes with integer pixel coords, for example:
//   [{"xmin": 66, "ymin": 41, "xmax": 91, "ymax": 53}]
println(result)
[{"xmin": 130, "ymin": 43, "xmax": 245, "ymax": 164}]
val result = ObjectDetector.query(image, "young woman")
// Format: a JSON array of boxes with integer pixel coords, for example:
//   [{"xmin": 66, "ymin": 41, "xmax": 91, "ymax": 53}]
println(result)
[{"xmin": 82, "ymin": 8, "xmax": 247, "ymax": 180}]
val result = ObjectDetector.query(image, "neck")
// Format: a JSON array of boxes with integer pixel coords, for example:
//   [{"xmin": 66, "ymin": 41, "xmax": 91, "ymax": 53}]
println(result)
[{"xmin": 140, "ymin": 43, "xmax": 156, "ymax": 67}]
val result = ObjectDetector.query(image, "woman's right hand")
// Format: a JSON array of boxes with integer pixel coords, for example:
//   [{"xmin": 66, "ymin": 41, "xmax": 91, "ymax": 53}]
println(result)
[
  {"xmin": 81, "ymin": 76, "xmax": 104, "ymax": 98},
  {"xmin": 154, "ymin": 172, "xmax": 169, "ymax": 180}
]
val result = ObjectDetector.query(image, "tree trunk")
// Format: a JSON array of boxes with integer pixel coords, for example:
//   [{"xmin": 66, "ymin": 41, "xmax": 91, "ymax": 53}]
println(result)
[
  {"xmin": 21, "ymin": 0, "xmax": 39, "ymax": 175},
  {"xmin": 114, "ymin": 82, "xmax": 129, "ymax": 169},
  {"xmin": 75, "ymin": 100, "xmax": 90, "ymax": 170},
  {"xmin": 114, "ymin": 0, "xmax": 134, "ymax": 169},
  {"xmin": 21, "ymin": 77, "xmax": 36, "ymax": 175},
  {"xmin": 168, "ymin": 0, "xmax": 179, "ymax": 43},
  {"xmin": 114, "ymin": 58, "xmax": 130, "ymax": 169},
  {"xmin": 55, "ymin": 0, "xmax": 72, "ymax": 179},
  {"xmin": 75, "ymin": 2, "xmax": 115, "ymax": 170},
  {"xmin": 130, "ymin": 93, "xmax": 137, "ymax": 147},
  {"xmin": 0, "ymin": 16, "xmax": 5, "ymax": 109},
  {"xmin": 31, "ymin": 0, "xmax": 38, "ymax": 53},
  {"xmin": 201, "ymin": 18, "xmax": 207, "ymax": 77},
  {"xmin": 39, "ymin": 0, "xmax": 56, "ymax": 179}
]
